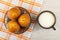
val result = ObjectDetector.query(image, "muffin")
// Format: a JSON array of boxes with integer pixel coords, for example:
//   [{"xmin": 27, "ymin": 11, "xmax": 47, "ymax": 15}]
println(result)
[
  {"xmin": 7, "ymin": 7, "xmax": 21, "ymax": 20},
  {"xmin": 6, "ymin": 21, "xmax": 20, "ymax": 33},
  {"xmin": 18, "ymin": 14, "xmax": 30, "ymax": 27}
]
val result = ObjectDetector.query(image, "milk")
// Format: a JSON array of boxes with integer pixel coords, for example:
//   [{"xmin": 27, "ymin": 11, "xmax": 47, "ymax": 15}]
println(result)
[{"xmin": 38, "ymin": 12, "xmax": 55, "ymax": 28}]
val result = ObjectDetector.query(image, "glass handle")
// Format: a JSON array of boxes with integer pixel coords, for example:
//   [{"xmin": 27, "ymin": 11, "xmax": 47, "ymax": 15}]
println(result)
[{"xmin": 53, "ymin": 27, "xmax": 56, "ymax": 30}]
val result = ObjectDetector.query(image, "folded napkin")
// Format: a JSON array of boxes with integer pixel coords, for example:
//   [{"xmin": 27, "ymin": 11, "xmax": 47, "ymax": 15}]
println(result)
[{"xmin": 0, "ymin": 0, "xmax": 43, "ymax": 40}]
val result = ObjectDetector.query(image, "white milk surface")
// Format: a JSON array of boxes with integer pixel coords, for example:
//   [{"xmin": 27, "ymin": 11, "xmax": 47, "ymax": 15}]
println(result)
[{"xmin": 38, "ymin": 12, "xmax": 55, "ymax": 28}]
